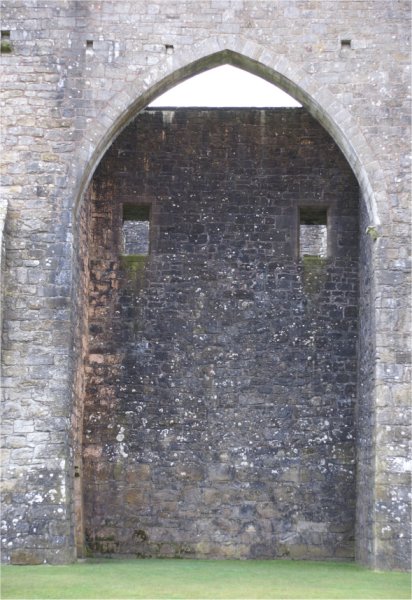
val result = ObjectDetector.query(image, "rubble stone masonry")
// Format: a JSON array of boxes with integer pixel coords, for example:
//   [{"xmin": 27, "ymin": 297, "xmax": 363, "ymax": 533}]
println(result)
[
  {"xmin": 0, "ymin": 1, "xmax": 410, "ymax": 570},
  {"xmin": 83, "ymin": 107, "xmax": 359, "ymax": 560}
]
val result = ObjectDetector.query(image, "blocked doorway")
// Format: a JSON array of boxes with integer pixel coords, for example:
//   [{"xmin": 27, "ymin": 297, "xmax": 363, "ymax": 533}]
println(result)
[{"xmin": 77, "ymin": 105, "xmax": 359, "ymax": 560}]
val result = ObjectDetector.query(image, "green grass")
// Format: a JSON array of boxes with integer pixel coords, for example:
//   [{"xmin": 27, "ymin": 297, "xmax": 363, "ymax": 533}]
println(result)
[{"xmin": 1, "ymin": 559, "xmax": 410, "ymax": 599}]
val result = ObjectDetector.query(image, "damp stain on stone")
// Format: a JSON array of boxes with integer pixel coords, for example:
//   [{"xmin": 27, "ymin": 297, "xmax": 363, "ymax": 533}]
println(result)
[
  {"xmin": 134, "ymin": 529, "xmax": 148, "ymax": 542},
  {"xmin": 301, "ymin": 255, "xmax": 328, "ymax": 296},
  {"xmin": 120, "ymin": 254, "xmax": 148, "ymax": 288}
]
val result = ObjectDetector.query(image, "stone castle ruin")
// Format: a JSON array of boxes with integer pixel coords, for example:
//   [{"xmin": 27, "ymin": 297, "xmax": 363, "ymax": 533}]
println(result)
[{"xmin": 0, "ymin": 1, "xmax": 410, "ymax": 570}]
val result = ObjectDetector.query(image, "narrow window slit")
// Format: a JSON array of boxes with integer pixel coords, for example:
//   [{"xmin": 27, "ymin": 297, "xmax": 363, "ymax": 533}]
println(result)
[
  {"xmin": 299, "ymin": 207, "xmax": 328, "ymax": 258},
  {"xmin": 122, "ymin": 204, "xmax": 151, "ymax": 255},
  {"xmin": 1, "ymin": 30, "xmax": 12, "ymax": 53},
  {"xmin": 86, "ymin": 40, "xmax": 94, "ymax": 56}
]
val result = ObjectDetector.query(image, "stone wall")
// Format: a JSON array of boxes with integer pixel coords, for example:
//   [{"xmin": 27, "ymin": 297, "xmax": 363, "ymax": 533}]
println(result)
[
  {"xmin": 0, "ymin": 0, "xmax": 410, "ymax": 569},
  {"xmin": 82, "ymin": 108, "xmax": 359, "ymax": 560},
  {"xmin": 355, "ymin": 193, "xmax": 376, "ymax": 566}
]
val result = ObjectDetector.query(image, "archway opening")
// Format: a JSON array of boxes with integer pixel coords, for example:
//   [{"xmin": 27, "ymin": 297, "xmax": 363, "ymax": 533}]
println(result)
[
  {"xmin": 73, "ymin": 56, "xmax": 368, "ymax": 561},
  {"xmin": 149, "ymin": 64, "xmax": 301, "ymax": 108}
]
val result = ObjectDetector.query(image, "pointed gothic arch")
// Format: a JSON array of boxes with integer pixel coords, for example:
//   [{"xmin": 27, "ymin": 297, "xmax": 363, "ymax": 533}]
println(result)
[
  {"xmin": 73, "ymin": 37, "xmax": 384, "ymax": 227},
  {"xmin": 70, "ymin": 37, "xmax": 381, "ymax": 562}
]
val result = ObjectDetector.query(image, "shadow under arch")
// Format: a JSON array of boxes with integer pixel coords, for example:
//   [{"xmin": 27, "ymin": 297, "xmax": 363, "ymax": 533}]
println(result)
[{"xmin": 74, "ymin": 43, "xmax": 383, "ymax": 226}]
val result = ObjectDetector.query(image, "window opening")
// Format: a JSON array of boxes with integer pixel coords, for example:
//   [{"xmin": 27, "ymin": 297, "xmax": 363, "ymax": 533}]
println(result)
[
  {"xmin": 299, "ymin": 207, "xmax": 328, "ymax": 258},
  {"xmin": 1, "ymin": 30, "xmax": 12, "ymax": 53},
  {"xmin": 122, "ymin": 204, "xmax": 151, "ymax": 255}
]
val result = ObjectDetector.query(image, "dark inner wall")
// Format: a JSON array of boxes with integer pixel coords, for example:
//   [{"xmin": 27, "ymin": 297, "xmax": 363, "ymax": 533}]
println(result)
[{"xmin": 82, "ymin": 108, "xmax": 359, "ymax": 560}]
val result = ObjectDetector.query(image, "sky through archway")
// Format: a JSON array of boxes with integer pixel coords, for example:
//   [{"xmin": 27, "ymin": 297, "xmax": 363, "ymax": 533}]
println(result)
[{"xmin": 149, "ymin": 64, "xmax": 302, "ymax": 107}]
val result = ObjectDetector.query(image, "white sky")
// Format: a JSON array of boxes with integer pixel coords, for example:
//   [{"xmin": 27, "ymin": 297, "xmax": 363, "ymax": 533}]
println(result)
[{"xmin": 149, "ymin": 65, "xmax": 301, "ymax": 108}]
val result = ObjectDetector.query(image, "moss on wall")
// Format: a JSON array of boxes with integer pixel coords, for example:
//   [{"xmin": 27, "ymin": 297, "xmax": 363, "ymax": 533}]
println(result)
[
  {"xmin": 120, "ymin": 254, "xmax": 147, "ymax": 288},
  {"xmin": 302, "ymin": 255, "xmax": 328, "ymax": 296}
]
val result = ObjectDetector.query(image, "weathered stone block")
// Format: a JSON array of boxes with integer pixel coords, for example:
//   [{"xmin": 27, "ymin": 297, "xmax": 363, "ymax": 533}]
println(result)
[{"xmin": 10, "ymin": 550, "xmax": 43, "ymax": 565}]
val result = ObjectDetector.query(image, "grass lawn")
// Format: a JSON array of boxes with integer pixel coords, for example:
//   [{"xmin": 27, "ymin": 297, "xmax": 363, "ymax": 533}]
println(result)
[{"xmin": 1, "ymin": 559, "xmax": 410, "ymax": 600}]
